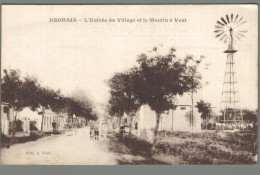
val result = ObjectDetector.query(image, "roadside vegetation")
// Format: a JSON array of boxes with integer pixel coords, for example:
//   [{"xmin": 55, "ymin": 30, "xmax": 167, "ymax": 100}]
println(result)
[{"xmin": 107, "ymin": 129, "xmax": 257, "ymax": 165}]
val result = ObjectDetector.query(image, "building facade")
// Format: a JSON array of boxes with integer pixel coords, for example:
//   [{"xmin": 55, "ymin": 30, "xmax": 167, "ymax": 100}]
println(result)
[
  {"xmin": 118, "ymin": 93, "xmax": 203, "ymax": 141},
  {"xmin": 11, "ymin": 107, "xmax": 69, "ymax": 134},
  {"xmin": 1, "ymin": 102, "xmax": 15, "ymax": 135}
]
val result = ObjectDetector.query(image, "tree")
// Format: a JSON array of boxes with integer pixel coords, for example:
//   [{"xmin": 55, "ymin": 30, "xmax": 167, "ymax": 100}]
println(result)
[
  {"xmin": 242, "ymin": 109, "xmax": 257, "ymax": 127},
  {"xmin": 108, "ymin": 69, "xmax": 141, "ymax": 135},
  {"xmin": 70, "ymin": 89, "xmax": 95, "ymax": 123},
  {"xmin": 1, "ymin": 69, "xmax": 43, "ymax": 136},
  {"xmin": 37, "ymin": 87, "xmax": 62, "ymax": 132},
  {"xmin": 195, "ymin": 100, "xmax": 213, "ymax": 130},
  {"xmin": 108, "ymin": 95, "xmax": 124, "ymax": 125},
  {"xmin": 1, "ymin": 69, "xmax": 23, "ymax": 112},
  {"xmin": 135, "ymin": 46, "xmax": 202, "ymax": 147},
  {"xmin": 71, "ymin": 89, "xmax": 93, "ymax": 112},
  {"xmin": 21, "ymin": 75, "xmax": 42, "ymax": 111}
]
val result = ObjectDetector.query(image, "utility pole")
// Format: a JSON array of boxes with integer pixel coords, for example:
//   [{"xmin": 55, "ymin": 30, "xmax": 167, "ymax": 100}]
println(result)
[
  {"xmin": 181, "ymin": 72, "xmax": 196, "ymax": 132},
  {"xmin": 40, "ymin": 107, "xmax": 45, "ymax": 133},
  {"xmin": 191, "ymin": 76, "xmax": 194, "ymax": 132}
]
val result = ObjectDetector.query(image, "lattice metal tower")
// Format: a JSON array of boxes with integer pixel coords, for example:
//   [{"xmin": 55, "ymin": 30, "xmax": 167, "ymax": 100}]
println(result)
[{"xmin": 214, "ymin": 14, "xmax": 247, "ymax": 126}]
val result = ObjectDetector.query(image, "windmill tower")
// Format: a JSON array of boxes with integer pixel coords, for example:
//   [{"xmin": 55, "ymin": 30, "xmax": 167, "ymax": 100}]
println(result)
[{"xmin": 214, "ymin": 14, "xmax": 247, "ymax": 129}]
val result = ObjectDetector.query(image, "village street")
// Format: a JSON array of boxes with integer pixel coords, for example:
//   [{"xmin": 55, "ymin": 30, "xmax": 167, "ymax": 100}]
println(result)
[{"xmin": 0, "ymin": 127, "xmax": 118, "ymax": 165}]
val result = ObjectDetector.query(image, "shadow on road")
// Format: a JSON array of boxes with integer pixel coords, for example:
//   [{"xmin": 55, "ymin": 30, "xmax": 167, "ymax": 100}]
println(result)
[{"xmin": 105, "ymin": 134, "xmax": 170, "ymax": 165}]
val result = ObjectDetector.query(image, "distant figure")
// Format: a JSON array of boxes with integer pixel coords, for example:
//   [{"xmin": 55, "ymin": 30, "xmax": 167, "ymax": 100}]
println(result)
[
  {"xmin": 119, "ymin": 124, "xmax": 125, "ymax": 140},
  {"xmin": 52, "ymin": 120, "xmax": 57, "ymax": 133},
  {"xmin": 89, "ymin": 122, "xmax": 95, "ymax": 139},
  {"xmin": 94, "ymin": 122, "xmax": 99, "ymax": 141}
]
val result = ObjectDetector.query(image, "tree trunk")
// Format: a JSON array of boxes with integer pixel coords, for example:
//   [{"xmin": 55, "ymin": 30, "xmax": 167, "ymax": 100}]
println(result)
[
  {"xmin": 152, "ymin": 112, "xmax": 161, "ymax": 150},
  {"xmin": 40, "ymin": 108, "xmax": 45, "ymax": 133},
  {"xmin": 119, "ymin": 115, "xmax": 122, "ymax": 128},
  {"xmin": 206, "ymin": 117, "xmax": 208, "ymax": 130},
  {"xmin": 12, "ymin": 112, "xmax": 18, "ymax": 138},
  {"xmin": 128, "ymin": 114, "xmax": 134, "ymax": 136}
]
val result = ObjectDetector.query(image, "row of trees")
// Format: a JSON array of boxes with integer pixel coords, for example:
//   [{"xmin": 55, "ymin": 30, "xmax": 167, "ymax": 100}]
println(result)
[
  {"xmin": 1, "ymin": 69, "xmax": 97, "ymax": 135},
  {"xmin": 108, "ymin": 46, "xmax": 203, "ymax": 147}
]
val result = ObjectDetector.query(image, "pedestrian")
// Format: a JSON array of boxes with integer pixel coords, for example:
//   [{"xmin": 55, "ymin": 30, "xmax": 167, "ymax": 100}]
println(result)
[
  {"xmin": 52, "ymin": 120, "xmax": 57, "ymax": 133},
  {"xmin": 74, "ymin": 118, "xmax": 77, "ymax": 135},
  {"xmin": 119, "ymin": 124, "xmax": 125, "ymax": 140},
  {"xmin": 90, "ymin": 123, "xmax": 95, "ymax": 139},
  {"xmin": 94, "ymin": 122, "xmax": 99, "ymax": 141}
]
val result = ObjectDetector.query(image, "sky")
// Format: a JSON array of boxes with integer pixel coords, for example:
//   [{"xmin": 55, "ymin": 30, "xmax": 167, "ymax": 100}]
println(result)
[{"xmin": 1, "ymin": 5, "xmax": 258, "ymax": 111}]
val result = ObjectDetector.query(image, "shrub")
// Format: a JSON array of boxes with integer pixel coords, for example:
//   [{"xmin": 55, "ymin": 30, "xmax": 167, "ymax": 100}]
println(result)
[
  {"xmin": 155, "ymin": 131, "xmax": 256, "ymax": 164},
  {"xmin": 123, "ymin": 135, "xmax": 153, "ymax": 156},
  {"xmin": 121, "ymin": 130, "xmax": 256, "ymax": 164}
]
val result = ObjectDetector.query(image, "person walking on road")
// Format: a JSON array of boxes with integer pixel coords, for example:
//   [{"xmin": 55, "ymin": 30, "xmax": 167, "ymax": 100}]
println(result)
[
  {"xmin": 73, "ymin": 114, "xmax": 77, "ymax": 135},
  {"xmin": 52, "ymin": 120, "xmax": 57, "ymax": 133},
  {"xmin": 89, "ymin": 121, "xmax": 95, "ymax": 139},
  {"xmin": 94, "ymin": 122, "xmax": 99, "ymax": 141},
  {"xmin": 119, "ymin": 123, "xmax": 125, "ymax": 140}
]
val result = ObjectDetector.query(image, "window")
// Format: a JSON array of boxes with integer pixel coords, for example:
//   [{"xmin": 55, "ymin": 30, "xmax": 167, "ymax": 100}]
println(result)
[{"xmin": 180, "ymin": 107, "xmax": 186, "ymax": 110}]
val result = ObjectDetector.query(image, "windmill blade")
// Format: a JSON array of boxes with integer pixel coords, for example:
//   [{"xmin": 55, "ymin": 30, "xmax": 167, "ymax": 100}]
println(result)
[
  {"xmin": 215, "ymin": 25, "xmax": 224, "ymax": 29},
  {"xmin": 215, "ymin": 31, "xmax": 224, "ymax": 38},
  {"xmin": 226, "ymin": 14, "xmax": 230, "ymax": 23},
  {"xmin": 223, "ymin": 36, "xmax": 228, "ymax": 41},
  {"xmin": 234, "ymin": 14, "xmax": 239, "ymax": 23},
  {"xmin": 238, "ymin": 20, "xmax": 247, "ymax": 26},
  {"xmin": 224, "ymin": 37, "xmax": 229, "ymax": 43},
  {"xmin": 214, "ymin": 30, "xmax": 224, "ymax": 33},
  {"xmin": 221, "ymin": 17, "xmax": 228, "ymax": 25},
  {"xmin": 235, "ymin": 35, "xmax": 241, "ymax": 41},
  {"xmin": 237, "ymin": 32, "xmax": 246, "ymax": 38},
  {"xmin": 237, "ymin": 17, "xmax": 243, "ymax": 24},
  {"xmin": 215, "ymin": 33, "xmax": 224, "ymax": 38},
  {"xmin": 217, "ymin": 20, "xmax": 225, "ymax": 26},
  {"xmin": 231, "ymin": 14, "xmax": 234, "ymax": 22},
  {"xmin": 238, "ymin": 30, "xmax": 248, "ymax": 33},
  {"xmin": 220, "ymin": 34, "xmax": 227, "ymax": 41}
]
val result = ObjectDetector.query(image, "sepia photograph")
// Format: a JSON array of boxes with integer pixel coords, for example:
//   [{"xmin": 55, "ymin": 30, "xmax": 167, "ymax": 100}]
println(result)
[{"xmin": 0, "ymin": 5, "xmax": 258, "ymax": 165}]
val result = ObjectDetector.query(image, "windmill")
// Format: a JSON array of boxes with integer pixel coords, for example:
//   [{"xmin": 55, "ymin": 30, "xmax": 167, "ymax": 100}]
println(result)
[{"xmin": 214, "ymin": 14, "xmax": 247, "ymax": 129}]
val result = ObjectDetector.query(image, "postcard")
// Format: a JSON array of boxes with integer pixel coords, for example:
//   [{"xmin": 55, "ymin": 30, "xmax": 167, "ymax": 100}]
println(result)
[{"xmin": 1, "ymin": 5, "xmax": 258, "ymax": 165}]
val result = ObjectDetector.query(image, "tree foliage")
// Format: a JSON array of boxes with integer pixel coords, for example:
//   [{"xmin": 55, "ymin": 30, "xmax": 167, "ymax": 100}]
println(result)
[
  {"xmin": 108, "ymin": 46, "xmax": 203, "ymax": 145},
  {"xmin": 195, "ymin": 100, "xmax": 213, "ymax": 120},
  {"xmin": 108, "ymin": 69, "xmax": 141, "ymax": 132},
  {"xmin": 242, "ymin": 109, "xmax": 257, "ymax": 124},
  {"xmin": 219, "ymin": 108, "xmax": 258, "ymax": 125},
  {"xmin": 1, "ymin": 69, "xmax": 24, "ymax": 111},
  {"xmin": 135, "ymin": 47, "xmax": 202, "ymax": 114},
  {"xmin": 1, "ymin": 69, "xmax": 96, "ymax": 120},
  {"xmin": 135, "ymin": 47, "xmax": 202, "ymax": 146}
]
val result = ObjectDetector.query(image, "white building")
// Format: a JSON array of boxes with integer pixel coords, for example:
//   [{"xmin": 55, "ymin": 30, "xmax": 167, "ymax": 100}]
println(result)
[
  {"xmin": 120, "ymin": 92, "xmax": 202, "ymax": 141},
  {"xmin": 17, "ymin": 108, "xmax": 68, "ymax": 133},
  {"xmin": 1, "ymin": 102, "xmax": 14, "ymax": 135}
]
